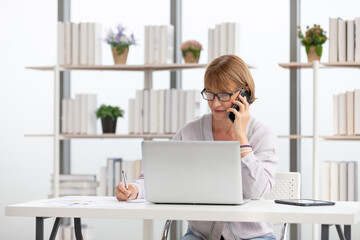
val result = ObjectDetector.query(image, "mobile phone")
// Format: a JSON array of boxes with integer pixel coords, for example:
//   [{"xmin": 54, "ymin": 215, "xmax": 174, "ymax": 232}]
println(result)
[
  {"xmin": 227, "ymin": 90, "xmax": 251, "ymax": 123},
  {"xmin": 274, "ymin": 199, "xmax": 335, "ymax": 207}
]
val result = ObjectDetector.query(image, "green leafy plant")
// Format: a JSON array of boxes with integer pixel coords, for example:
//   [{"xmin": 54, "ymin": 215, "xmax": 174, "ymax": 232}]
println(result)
[
  {"xmin": 297, "ymin": 24, "xmax": 327, "ymax": 57},
  {"xmin": 95, "ymin": 104, "xmax": 124, "ymax": 121},
  {"xmin": 180, "ymin": 40, "xmax": 203, "ymax": 59}
]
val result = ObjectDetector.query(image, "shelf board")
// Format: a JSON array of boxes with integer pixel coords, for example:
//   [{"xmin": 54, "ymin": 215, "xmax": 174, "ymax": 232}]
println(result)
[
  {"xmin": 25, "ymin": 134, "xmax": 54, "ymax": 137},
  {"xmin": 278, "ymin": 134, "xmax": 360, "ymax": 141},
  {"xmin": 279, "ymin": 62, "xmax": 360, "ymax": 69},
  {"xmin": 59, "ymin": 133, "xmax": 174, "ymax": 139},
  {"xmin": 278, "ymin": 135, "xmax": 313, "ymax": 139},
  {"xmin": 26, "ymin": 63, "xmax": 256, "ymax": 72},
  {"xmin": 26, "ymin": 64, "xmax": 208, "ymax": 72}
]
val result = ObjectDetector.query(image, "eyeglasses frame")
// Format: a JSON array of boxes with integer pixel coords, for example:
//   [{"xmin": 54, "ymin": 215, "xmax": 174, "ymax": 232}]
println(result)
[{"xmin": 200, "ymin": 88, "xmax": 244, "ymax": 102}]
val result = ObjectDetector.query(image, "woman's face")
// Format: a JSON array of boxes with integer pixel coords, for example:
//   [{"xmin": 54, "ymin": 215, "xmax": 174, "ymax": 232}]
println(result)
[{"xmin": 207, "ymin": 86, "xmax": 241, "ymax": 121}]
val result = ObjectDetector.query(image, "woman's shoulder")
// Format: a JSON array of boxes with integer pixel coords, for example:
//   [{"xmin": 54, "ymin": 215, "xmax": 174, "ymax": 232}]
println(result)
[
  {"xmin": 173, "ymin": 114, "xmax": 210, "ymax": 140},
  {"xmin": 248, "ymin": 118, "xmax": 276, "ymax": 147}
]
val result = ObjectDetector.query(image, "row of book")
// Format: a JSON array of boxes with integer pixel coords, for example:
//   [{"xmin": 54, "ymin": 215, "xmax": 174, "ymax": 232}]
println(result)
[
  {"xmin": 329, "ymin": 18, "xmax": 360, "ymax": 62},
  {"xmin": 333, "ymin": 90, "xmax": 360, "ymax": 136},
  {"xmin": 51, "ymin": 174, "xmax": 98, "ymax": 197},
  {"xmin": 55, "ymin": 224, "xmax": 93, "ymax": 240},
  {"xmin": 61, "ymin": 94, "xmax": 97, "ymax": 135},
  {"xmin": 208, "ymin": 22, "xmax": 241, "ymax": 62},
  {"xmin": 128, "ymin": 89, "xmax": 200, "ymax": 135},
  {"xmin": 99, "ymin": 158, "xmax": 142, "ymax": 196},
  {"xmin": 144, "ymin": 25, "xmax": 174, "ymax": 64},
  {"xmin": 322, "ymin": 161, "xmax": 358, "ymax": 201},
  {"xmin": 57, "ymin": 22, "xmax": 102, "ymax": 66}
]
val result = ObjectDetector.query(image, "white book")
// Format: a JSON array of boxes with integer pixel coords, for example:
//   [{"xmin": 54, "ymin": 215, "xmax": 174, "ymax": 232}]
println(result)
[
  {"xmin": 107, "ymin": 158, "xmax": 120, "ymax": 196},
  {"xmin": 347, "ymin": 20, "xmax": 355, "ymax": 62},
  {"xmin": 134, "ymin": 159, "xmax": 142, "ymax": 180},
  {"xmin": 114, "ymin": 160, "xmax": 121, "ymax": 187},
  {"xmin": 227, "ymin": 23, "xmax": 235, "ymax": 55},
  {"xmin": 333, "ymin": 94, "xmax": 339, "ymax": 135},
  {"xmin": 164, "ymin": 89, "xmax": 171, "ymax": 133},
  {"xmin": 233, "ymin": 22, "xmax": 241, "ymax": 57},
  {"xmin": 322, "ymin": 161, "xmax": 330, "ymax": 201},
  {"xmin": 99, "ymin": 166, "xmax": 107, "ymax": 196},
  {"xmin": 178, "ymin": 90, "xmax": 186, "ymax": 129},
  {"xmin": 80, "ymin": 22, "xmax": 88, "ymax": 65},
  {"xmin": 214, "ymin": 24, "xmax": 220, "ymax": 58},
  {"xmin": 347, "ymin": 161, "xmax": 358, "ymax": 201},
  {"xmin": 339, "ymin": 93, "xmax": 347, "ymax": 135},
  {"xmin": 330, "ymin": 161, "xmax": 339, "ymax": 201},
  {"xmin": 338, "ymin": 19, "xmax": 346, "ymax": 62},
  {"xmin": 346, "ymin": 91, "xmax": 354, "ymax": 135},
  {"xmin": 136, "ymin": 90, "xmax": 143, "ymax": 134},
  {"xmin": 67, "ymin": 99, "xmax": 74, "ymax": 134},
  {"xmin": 166, "ymin": 25, "xmax": 174, "ymax": 64},
  {"xmin": 144, "ymin": 26, "xmax": 149, "ymax": 64},
  {"xmin": 80, "ymin": 94, "xmax": 87, "ymax": 134},
  {"xmin": 160, "ymin": 26, "xmax": 166, "ymax": 64},
  {"xmin": 57, "ymin": 22, "xmax": 65, "ymax": 65},
  {"xmin": 355, "ymin": 18, "xmax": 360, "ymax": 62},
  {"xmin": 61, "ymin": 98, "xmax": 68, "ymax": 134},
  {"xmin": 208, "ymin": 28, "xmax": 214, "ymax": 63},
  {"xmin": 74, "ymin": 94, "xmax": 81, "ymax": 134},
  {"xmin": 185, "ymin": 90, "xmax": 201, "ymax": 123},
  {"xmin": 149, "ymin": 89, "xmax": 159, "ymax": 134},
  {"xmin": 128, "ymin": 99, "xmax": 135, "ymax": 134},
  {"xmin": 354, "ymin": 89, "xmax": 360, "ymax": 135},
  {"xmin": 94, "ymin": 22, "xmax": 102, "ymax": 65},
  {"xmin": 123, "ymin": 161, "xmax": 135, "ymax": 181},
  {"xmin": 158, "ymin": 90, "xmax": 165, "ymax": 134},
  {"xmin": 53, "ymin": 181, "xmax": 98, "ymax": 189},
  {"xmin": 220, "ymin": 22, "xmax": 228, "ymax": 56},
  {"xmin": 71, "ymin": 23, "xmax": 80, "ymax": 65},
  {"xmin": 154, "ymin": 26, "xmax": 161, "ymax": 64},
  {"xmin": 329, "ymin": 18, "xmax": 338, "ymax": 62},
  {"xmin": 170, "ymin": 89, "xmax": 178, "ymax": 133},
  {"xmin": 148, "ymin": 26, "xmax": 154, "ymax": 64},
  {"xmin": 88, "ymin": 22, "xmax": 95, "ymax": 65},
  {"xmin": 64, "ymin": 22, "xmax": 72, "ymax": 65},
  {"xmin": 339, "ymin": 161, "xmax": 348, "ymax": 201},
  {"xmin": 86, "ymin": 94, "xmax": 97, "ymax": 134},
  {"xmin": 57, "ymin": 174, "xmax": 96, "ymax": 181},
  {"xmin": 143, "ymin": 89, "xmax": 150, "ymax": 134}
]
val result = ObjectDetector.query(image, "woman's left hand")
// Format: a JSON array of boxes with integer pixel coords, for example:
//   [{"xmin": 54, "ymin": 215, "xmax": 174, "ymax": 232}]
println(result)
[{"xmin": 227, "ymin": 94, "xmax": 251, "ymax": 144}]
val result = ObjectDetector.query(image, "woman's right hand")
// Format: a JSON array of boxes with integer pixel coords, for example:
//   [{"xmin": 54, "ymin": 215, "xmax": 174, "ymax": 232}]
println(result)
[{"xmin": 115, "ymin": 182, "xmax": 139, "ymax": 201}]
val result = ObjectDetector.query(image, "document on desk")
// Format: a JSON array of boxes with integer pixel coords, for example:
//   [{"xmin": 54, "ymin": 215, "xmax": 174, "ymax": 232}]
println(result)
[{"xmin": 26, "ymin": 196, "xmax": 147, "ymax": 208}]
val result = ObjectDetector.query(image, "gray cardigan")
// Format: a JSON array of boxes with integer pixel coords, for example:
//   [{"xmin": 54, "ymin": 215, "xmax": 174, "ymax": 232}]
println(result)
[{"xmin": 132, "ymin": 113, "xmax": 278, "ymax": 239}]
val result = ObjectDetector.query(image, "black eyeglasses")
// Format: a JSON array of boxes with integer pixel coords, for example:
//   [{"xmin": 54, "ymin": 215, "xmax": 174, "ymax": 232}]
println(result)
[{"xmin": 201, "ymin": 88, "xmax": 242, "ymax": 102}]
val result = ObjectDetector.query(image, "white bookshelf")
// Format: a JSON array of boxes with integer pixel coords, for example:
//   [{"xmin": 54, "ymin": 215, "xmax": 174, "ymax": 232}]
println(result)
[
  {"xmin": 25, "ymin": 134, "xmax": 174, "ymax": 139},
  {"xmin": 279, "ymin": 60, "xmax": 360, "ymax": 204}
]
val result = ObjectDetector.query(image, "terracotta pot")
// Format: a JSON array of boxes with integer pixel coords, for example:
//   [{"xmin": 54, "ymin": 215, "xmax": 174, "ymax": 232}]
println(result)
[
  {"xmin": 183, "ymin": 50, "xmax": 200, "ymax": 63},
  {"xmin": 112, "ymin": 47, "xmax": 129, "ymax": 64},
  {"xmin": 307, "ymin": 45, "xmax": 322, "ymax": 62}
]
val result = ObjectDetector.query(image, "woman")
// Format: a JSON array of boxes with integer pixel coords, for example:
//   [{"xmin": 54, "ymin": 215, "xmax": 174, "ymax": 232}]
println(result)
[{"xmin": 116, "ymin": 55, "xmax": 278, "ymax": 240}]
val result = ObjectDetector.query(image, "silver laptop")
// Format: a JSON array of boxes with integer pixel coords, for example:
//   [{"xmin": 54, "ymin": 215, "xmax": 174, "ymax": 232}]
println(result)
[{"xmin": 142, "ymin": 141, "xmax": 246, "ymax": 205}]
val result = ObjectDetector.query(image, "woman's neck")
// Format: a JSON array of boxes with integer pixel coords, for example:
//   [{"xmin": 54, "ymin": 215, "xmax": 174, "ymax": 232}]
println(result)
[{"xmin": 212, "ymin": 115, "xmax": 233, "ymax": 134}]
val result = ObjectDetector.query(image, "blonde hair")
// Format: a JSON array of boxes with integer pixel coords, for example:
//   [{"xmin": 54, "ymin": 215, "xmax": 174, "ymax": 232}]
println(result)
[{"xmin": 204, "ymin": 55, "xmax": 256, "ymax": 104}]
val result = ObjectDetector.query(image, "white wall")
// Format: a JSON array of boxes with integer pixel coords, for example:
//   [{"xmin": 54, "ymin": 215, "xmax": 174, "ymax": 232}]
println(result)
[{"xmin": 1, "ymin": 0, "xmax": 359, "ymax": 239}]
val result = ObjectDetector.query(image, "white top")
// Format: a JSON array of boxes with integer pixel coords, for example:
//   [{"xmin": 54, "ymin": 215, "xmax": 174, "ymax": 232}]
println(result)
[
  {"xmin": 6, "ymin": 196, "xmax": 360, "ymax": 225},
  {"xmin": 132, "ymin": 113, "xmax": 278, "ymax": 239}
]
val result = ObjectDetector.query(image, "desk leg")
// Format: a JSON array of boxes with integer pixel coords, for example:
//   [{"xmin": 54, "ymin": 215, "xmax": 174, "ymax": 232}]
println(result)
[
  {"xmin": 49, "ymin": 218, "xmax": 61, "ymax": 240},
  {"xmin": 335, "ymin": 225, "xmax": 345, "ymax": 240},
  {"xmin": 344, "ymin": 225, "xmax": 351, "ymax": 240},
  {"xmin": 74, "ymin": 218, "xmax": 83, "ymax": 240},
  {"xmin": 36, "ymin": 217, "xmax": 44, "ymax": 240},
  {"xmin": 321, "ymin": 224, "xmax": 329, "ymax": 240},
  {"xmin": 143, "ymin": 219, "xmax": 153, "ymax": 240}
]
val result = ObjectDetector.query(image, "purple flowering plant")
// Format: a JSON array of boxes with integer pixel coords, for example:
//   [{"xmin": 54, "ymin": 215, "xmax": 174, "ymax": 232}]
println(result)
[{"xmin": 105, "ymin": 24, "xmax": 136, "ymax": 55}]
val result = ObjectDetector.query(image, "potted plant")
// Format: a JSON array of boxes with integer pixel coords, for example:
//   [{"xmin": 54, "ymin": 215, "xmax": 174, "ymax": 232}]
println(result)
[
  {"xmin": 95, "ymin": 104, "xmax": 124, "ymax": 134},
  {"xmin": 105, "ymin": 25, "xmax": 136, "ymax": 64},
  {"xmin": 180, "ymin": 40, "xmax": 203, "ymax": 63},
  {"xmin": 297, "ymin": 24, "xmax": 327, "ymax": 62}
]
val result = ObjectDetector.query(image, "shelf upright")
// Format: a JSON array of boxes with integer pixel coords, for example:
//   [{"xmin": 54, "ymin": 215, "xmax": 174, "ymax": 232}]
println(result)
[{"xmin": 54, "ymin": 65, "xmax": 61, "ymax": 198}]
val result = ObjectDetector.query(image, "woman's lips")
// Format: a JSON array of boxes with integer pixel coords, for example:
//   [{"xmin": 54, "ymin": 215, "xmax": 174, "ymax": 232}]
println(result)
[{"xmin": 214, "ymin": 109, "xmax": 226, "ymax": 113}]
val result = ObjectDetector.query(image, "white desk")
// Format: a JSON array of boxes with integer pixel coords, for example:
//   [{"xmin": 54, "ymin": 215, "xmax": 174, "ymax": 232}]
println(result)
[{"xmin": 5, "ymin": 196, "xmax": 360, "ymax": 240}]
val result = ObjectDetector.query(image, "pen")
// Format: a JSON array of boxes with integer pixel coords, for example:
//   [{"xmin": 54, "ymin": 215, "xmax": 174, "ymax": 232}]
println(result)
[{"xmin": 121, "ymin": 170, "xmax": 131, "ymax": 200}]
